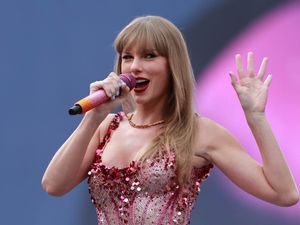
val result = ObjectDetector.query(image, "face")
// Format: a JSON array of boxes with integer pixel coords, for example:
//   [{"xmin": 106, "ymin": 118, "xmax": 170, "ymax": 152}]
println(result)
[{"xmin": 121, "ymin": 44, "xmax": 170, "ymax": 107}]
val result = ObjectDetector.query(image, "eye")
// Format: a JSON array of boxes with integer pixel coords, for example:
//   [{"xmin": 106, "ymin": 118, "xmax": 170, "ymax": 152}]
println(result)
[
  {"xmin": 144, "ymin": 53, "xmax": 157, "ymax": 59},
  {"xmin": 122, "ymin": 54, "xmax": 133, "ymax": 60}
]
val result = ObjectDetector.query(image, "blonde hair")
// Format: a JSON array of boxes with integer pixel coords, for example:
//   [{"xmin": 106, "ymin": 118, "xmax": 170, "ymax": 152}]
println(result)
[{"xmin": 114, "ymin": 16, "xmax": 197, "ymax": 185}]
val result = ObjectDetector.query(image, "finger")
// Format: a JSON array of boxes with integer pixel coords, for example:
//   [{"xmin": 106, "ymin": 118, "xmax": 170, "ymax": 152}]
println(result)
[
  {"xmin": 264, "ymin": 74, "xmax": 272, "ymax": 87},
  {"xmin": 90, "ymin": 81, "xmax": 103, "ymax": 94},
  {"xmin": 111, "ymin": 78, "xmax": 121, "ymax": 96},
  {"xmin": 104, "ymin": 82, "xmax": 116, "ymax": 98},
  {"xmin": 116, "ymin": 77, "xmax": 127, "ymax": 96},
  {"xmin": 119, "ymin": 79, "xmax": 127, "ymax": 87},
  {"xmin": 107, "ymin": 72, "xmax": 118, "ymax": 79},
  {"xmin": 257, "ymin": 57, "xmax": 268, "ymax": 80},
  {"xmin": 235, "ymin": 54, "xmax": 245, "ymax": 79},
  {"xmin": 107, "ymin": 74, "xmax": 123, "ymax": 97},
  {"xmin": 229, "ymin": 71, "xmax": 238, "ymax": 87},
  {"xmin": 90, "ymin": 80, "xmax": 116, "ymax": 98},
  {"xmin": 106, "ymin": 72, "xmax": 119, "ymax": 93},
  {"xmin": 109, "ymin": 73, "xmax": 121, "ymax": 88},
  {"xmin": 247, "ymin": 52, "xmax": 255, "ymax": 77}
]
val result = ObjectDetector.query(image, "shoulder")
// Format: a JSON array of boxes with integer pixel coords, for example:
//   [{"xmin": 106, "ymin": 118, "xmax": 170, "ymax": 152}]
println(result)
[
  {"xmin": 100, "ymin": 113, "xmax": 116, "ymax": 128},
  {"xmin": 195, "ymin": 115, "xmax": 230, "ymax": 141},
  {"xmin": 194, "ymin": 114, "xmax": 239, "ymax": 158},
  {"xmin": 98, "ymin": 113, "xmax": 118, "ymax": 141}
]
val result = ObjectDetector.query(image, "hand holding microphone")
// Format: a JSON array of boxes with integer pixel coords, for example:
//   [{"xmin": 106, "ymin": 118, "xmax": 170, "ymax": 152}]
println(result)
[{"xmin": 68, "ymin": 73, "xmax": 136, "ymax": 115}]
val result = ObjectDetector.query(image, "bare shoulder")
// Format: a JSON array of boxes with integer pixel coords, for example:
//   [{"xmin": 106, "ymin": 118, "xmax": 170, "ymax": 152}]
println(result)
[
  {"xmin": 195, "ymin": 115, "xmax": 231, "ymax": 142},
  {"xmin": 194, "ymin": 115, "xmax": 240, "ymax": 159}
]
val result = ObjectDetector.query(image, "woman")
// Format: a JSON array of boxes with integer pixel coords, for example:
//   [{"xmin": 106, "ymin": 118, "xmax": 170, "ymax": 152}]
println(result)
[{"xmin": 42, "ymin": 16, "xmax": 299, "ymax": 224}]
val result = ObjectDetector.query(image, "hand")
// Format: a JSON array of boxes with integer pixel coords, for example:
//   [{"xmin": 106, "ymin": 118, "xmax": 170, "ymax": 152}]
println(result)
[
  {"xmin": 229, "ymin": 52, "xmax": 272, "ymax": 115},
  {"xmin": 88, "ymin": 72, "xmax": 130, "ymax": 114}
]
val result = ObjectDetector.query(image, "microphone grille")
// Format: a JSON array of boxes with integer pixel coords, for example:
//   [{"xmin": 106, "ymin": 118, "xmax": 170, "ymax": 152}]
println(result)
[{"xmin": 119, "ymin": 74, "xmax": 136, "ymax": 90}]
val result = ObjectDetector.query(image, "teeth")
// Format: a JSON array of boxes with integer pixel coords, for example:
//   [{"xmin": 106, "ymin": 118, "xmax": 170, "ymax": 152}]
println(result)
[{"xmin": 136, "ymin": 79, "xmax": 149, "ymax": 84}]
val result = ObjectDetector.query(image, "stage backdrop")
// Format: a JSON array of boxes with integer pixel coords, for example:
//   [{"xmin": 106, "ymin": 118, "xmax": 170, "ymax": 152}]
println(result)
[{"xmin": 0, "ymin": 0, "xmax": 299, "ymax": 225}]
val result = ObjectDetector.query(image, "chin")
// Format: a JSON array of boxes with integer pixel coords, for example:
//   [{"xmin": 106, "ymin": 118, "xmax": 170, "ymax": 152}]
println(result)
[{"xmin": 133, "ymin": 94, "xmax": 147, "ymax": 105}]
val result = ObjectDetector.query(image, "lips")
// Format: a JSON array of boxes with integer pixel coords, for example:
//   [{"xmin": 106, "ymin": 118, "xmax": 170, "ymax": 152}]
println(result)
[{"xmin": 134, "ymin": 77, "xmax": 150, "ymax": 93}]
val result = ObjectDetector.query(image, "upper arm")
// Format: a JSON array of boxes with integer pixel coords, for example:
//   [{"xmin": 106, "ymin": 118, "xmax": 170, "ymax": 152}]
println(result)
[
  {"xmin": 197, "ymin": 117, "xmax": 278, "ymax": 204},
  {"xmin": 73, "ymin": 114, "xmax": 115, "ymax": 185}
]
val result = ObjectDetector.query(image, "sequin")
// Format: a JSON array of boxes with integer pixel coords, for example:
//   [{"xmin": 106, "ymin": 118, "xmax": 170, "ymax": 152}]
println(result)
[{"xmin": 87, "ymin": 112, "xmax": 213, "ymax": 225}]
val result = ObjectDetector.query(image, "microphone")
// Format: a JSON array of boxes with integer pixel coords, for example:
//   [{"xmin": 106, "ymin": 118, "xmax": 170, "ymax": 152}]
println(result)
[{"xmin": 68, "ymin": 74, "xmax": 136, "ymax": 115}]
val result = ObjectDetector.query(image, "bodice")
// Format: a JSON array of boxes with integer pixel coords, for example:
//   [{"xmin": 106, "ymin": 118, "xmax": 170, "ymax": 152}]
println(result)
[{"xmin": 88, "ymin": 112, "xmax": 213, "ymax": 225}]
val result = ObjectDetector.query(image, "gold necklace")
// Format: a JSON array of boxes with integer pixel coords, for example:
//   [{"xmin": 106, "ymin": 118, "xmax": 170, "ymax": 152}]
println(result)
[{"xmin": 126, "ymin": 113, "xmax": 165, "ymax": 129}]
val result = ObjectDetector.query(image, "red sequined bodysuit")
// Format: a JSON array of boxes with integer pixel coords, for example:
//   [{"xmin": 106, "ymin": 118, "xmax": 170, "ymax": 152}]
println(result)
[{"xmin": 88, "ymin": 112, "xmax": 213, "ymax": 225}]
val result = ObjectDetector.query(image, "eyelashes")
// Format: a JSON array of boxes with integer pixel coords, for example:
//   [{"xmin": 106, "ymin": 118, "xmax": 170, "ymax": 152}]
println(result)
[
  {"xmin": 121, "ymin": 54, "xmax": 133, "ymax": 60},
  {"xmin": 121, "ymin": 53, "xmax": 158, "ymax": 60},
  {"xmin": 144, "ymin": 53, "xmax": 157, "ymax": 59}
]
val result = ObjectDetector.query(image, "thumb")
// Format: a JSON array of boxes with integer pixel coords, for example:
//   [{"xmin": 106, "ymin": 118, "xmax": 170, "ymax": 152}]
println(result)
[{"xmin": 229, "ymin": 71, "xmax": 238, "ymax": 88}]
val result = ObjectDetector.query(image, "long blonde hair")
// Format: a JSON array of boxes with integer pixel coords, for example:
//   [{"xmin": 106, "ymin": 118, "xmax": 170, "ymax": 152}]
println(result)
[{"xmin": 114, "ymin": 16, "xmax": 197, "ymax": 185}]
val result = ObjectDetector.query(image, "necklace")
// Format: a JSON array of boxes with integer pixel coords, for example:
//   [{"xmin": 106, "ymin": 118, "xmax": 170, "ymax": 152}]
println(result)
[{"xmin": 126, "ymin": 113, "xmax": 165, "ymax": 129}]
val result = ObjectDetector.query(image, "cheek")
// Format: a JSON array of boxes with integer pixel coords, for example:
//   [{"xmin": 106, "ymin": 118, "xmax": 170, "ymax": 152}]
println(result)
[
  {"xmin": 120, "ymin": 62, "xmax": 129, "ymax": 73},
  {"xmin": 152, "ymin": 72, "xmax": 170, "ymax": 94}
]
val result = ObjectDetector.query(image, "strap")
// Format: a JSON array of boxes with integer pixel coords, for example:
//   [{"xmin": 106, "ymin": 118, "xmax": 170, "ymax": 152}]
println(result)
[{"xmin": 98, "ymin": 113, "xmax": 122, "ymax": 150}]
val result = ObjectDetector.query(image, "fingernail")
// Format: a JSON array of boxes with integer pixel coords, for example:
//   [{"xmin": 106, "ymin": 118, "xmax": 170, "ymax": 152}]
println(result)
[
  {"xmin": 111, "ymin": 95, "xmax": 115, "ymax": 100},
  {"xmin": 116, "ymin": 90, "xmax": 120, "ymax": 96}
]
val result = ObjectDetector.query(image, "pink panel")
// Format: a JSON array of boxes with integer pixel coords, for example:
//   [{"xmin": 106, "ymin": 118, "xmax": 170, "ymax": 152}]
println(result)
[{"xmin": 196, "ymin": 1, "xmax": 300, "ymax": 218}]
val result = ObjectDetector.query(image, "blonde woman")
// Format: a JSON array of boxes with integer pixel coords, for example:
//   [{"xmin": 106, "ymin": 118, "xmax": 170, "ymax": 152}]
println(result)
[{"xmin": 42, "ymin": 16, "xmax": 299, "ymax": 225}]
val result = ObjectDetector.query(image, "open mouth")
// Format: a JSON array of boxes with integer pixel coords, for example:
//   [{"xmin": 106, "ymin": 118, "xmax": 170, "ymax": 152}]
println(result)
[{"xmin": 134, "ymin": 78, "xmax": 150, "ymax": 93}]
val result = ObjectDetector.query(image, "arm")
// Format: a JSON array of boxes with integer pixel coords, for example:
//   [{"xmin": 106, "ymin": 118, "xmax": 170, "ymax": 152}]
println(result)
[
  {"xmin": 201, "ymin": 52, "xmax": 299, "ymax": 206},
  {"xmin": 41, "ymin": 112, "xmax": 108, "ymax": 196},
  {"xmin": 205, "ymin": 118, "xmax": 298, "ymax": 206},
  {"xmin": 41, "ymin": 73, "xmax": 130, "ymax": 196}
]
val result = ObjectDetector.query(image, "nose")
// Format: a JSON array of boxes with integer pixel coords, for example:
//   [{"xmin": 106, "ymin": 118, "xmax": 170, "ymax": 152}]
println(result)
[{"xmin": 130, "ymin": 57, "xmax": 142, "ymax": 74}]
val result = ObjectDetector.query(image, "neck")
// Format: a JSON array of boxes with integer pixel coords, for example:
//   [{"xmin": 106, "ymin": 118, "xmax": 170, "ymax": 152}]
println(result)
[
  {"xmin": 131, "ymin": 102, "xmax": 167, "ymax": 125},
  {"xmin": 129, "ymin": 90, "xmax": 169, "ymax": 124}
]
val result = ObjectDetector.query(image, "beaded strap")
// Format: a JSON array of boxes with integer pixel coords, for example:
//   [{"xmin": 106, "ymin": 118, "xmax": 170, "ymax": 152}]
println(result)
[{"xmin": 98, "ymin": 112, "xmax": 123, "ymax": 150}]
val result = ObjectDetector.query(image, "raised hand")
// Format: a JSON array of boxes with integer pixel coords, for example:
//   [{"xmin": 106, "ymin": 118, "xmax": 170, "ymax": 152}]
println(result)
[
  {"xmin": 229, "ymin": 52, "xmax": 272, "ymax": 115},
  {"xmin": 88, "ymin": 72, "xmax": 130, "ymax": 115}
]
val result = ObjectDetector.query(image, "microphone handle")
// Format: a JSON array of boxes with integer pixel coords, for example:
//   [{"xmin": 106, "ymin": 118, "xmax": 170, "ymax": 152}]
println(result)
[
  {"xmin": 68, "ymin": 90, "xmax": 109, "ymax": 115},
  {"xmin": 68, "ymin": 74, "xmax": 136, "ymax": 115}
]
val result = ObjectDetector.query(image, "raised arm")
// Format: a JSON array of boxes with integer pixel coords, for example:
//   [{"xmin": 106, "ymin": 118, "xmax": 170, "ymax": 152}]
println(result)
[
  {"xmin": 200, "ymin": 52, "xmax": 299, "ymax": 206},
  {"xmin": 41, "ymin": 73, "xmax": 130, "ymax": 196}
]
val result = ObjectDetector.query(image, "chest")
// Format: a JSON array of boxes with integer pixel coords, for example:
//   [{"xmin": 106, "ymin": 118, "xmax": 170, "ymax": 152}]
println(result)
[{"xmin": 100, "ymin": 121, "xmax": 161, "ymax": 168}]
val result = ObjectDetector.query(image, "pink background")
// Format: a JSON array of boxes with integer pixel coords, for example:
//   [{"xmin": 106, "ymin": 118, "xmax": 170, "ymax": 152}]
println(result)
[{"xmin": 196, "ymin": 1, "xmax": 300, "ymax": 218}]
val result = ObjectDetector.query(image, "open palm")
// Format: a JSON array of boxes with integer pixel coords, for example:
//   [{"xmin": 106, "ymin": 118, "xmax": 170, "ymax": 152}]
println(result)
[{"xmin": 229, "ymin": 52, "xmax": 272, "ymax": 114}]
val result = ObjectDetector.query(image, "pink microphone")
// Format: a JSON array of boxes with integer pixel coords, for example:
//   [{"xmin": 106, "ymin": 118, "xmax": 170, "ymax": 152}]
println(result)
[{"xmin": 68, "ymin": 74, "xmax": 136, "ymax": 115}]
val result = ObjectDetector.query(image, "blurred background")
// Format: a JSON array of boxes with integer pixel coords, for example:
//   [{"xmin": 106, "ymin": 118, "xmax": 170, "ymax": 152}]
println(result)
[{"xmin": 0, "ymin": 0, "xmax": 299, "ymax": 224}]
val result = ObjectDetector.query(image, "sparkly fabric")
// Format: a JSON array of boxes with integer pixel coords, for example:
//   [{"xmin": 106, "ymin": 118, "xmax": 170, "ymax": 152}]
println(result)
[{"xmin": 88, "ymin": 112, "xmax": 213, "ymax": 225}]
